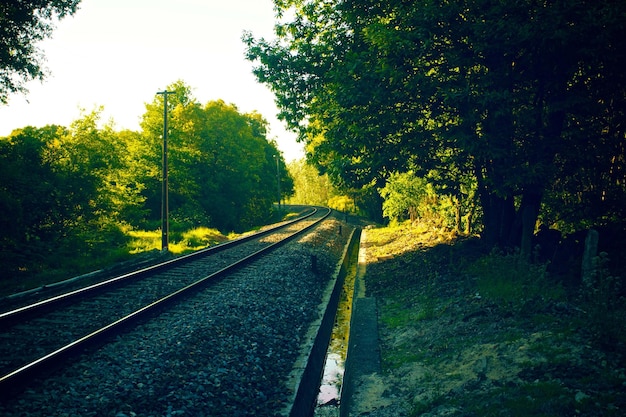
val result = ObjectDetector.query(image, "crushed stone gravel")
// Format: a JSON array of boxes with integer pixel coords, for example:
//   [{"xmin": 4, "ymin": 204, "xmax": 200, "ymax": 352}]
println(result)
[{"xmin": 0, "ymin": 218, "xmax": 351, "ymax": 417}]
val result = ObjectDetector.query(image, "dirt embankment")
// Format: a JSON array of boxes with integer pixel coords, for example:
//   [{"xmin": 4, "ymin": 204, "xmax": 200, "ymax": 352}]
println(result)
[{"xmin": 351, "ymin": 224, "xmax": 626, "ymax": 417}]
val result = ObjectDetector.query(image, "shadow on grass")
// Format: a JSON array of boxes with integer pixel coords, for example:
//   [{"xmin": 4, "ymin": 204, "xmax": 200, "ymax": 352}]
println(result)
[{"xmin": 359, "ymin": 225, "xmax": 626, "ymax": 417}]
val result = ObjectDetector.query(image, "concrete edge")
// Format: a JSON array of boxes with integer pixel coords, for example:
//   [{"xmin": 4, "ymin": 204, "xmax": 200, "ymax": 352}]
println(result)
[
  {"xmin": 284, "ymin": 228, "xmax": 362, "ymax": 417},
  {"xmin": 340, "ymin": 229, "xmax": 382, "ymax": 417}
]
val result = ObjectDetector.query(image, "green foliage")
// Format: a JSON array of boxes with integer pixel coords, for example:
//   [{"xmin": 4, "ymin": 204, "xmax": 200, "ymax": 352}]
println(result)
[
  {"xmin": 0, "ymin": 114, "xmax": 146, "ymax": 285},
  {"xmin": 0, "ymin": 79, "xmax": 294, "ymax": 288},
  {"xmin": 0, "ymin": 123, "xmax": 108, "ymax": 277},
  {"xmin": 138, "ymin": 81, "xmax": 292, "ymax": 232},
  {"xmin": 0, "ymin": 0, "xmax": 81, "ymax": 103},
  {"xmin": 245, "ymin": 0, "xmax": 626, "ymax": 249},
  {"xmin": 379, "ymin": 172, "xmax": 427, "ymax": 222},
  {"xmin": 379, "ymin": 171, "xmax": 477, "ymax": 233},
  {"xmin": 181, "ymin": 227, "xmax": 228, "ymax": 248},
  {"xmin": 127, "ymin": 225, "xmax": 228, "ymax": 255},
  {"xmin": 327, "ymin": 195, "xmax": 354, "ymax": 213},
  {"xmin": 286, "ymin": 158, "xmax": 337, "ymax": 205}
]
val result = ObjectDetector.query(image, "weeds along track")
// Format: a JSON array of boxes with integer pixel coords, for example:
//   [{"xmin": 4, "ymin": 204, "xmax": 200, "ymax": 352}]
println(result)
[{"xmin": 0, "ymin": 207, "xmax": 331, "ymax": 399}]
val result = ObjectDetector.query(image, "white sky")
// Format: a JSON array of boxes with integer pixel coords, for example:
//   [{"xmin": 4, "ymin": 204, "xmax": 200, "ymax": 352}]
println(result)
[{"xmin": 0, "ymin": 0, "xmax": 304, "ymax": 161}]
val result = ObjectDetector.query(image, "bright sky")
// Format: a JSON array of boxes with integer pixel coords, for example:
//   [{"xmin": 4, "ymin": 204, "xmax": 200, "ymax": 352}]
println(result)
[{"xmin": 0, "ymin": 0, "xmax": 304, "ymax": 161}]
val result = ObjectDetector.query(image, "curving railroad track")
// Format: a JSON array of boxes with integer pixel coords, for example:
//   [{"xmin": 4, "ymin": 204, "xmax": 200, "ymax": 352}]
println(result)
[{"xmin": 0, "ymin": 206, "xmax": 341, "ymax": 412}]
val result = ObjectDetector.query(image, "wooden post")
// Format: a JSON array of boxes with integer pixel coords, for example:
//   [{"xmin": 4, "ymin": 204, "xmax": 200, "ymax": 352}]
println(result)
[{"xmin": 581, "ymin": 229, "xmax": 599, "ymax": 285}]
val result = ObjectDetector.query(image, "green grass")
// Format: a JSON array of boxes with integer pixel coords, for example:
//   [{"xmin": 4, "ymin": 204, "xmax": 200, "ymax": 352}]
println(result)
[
  {"xmin": 470, "ymin": 381, "xmax": 572, "ymax": 417},
  {"xmin": 1, "ymin": 209, "xmax": 303, "ymax": 297},
  {"xmin": 469, "ymin": 249, "xmax": 565, "ymax": 313},
  {"xmin": 127, "ymin": 226, "xmax": 230, "ymax": 254},
  {"xmin": 357, "ymin": 222, "xmax": 626, "ymax": 417}
]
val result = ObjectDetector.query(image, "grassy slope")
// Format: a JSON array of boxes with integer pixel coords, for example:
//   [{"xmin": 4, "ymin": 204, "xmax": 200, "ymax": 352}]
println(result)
[
  {"xmin": 361, "ymin": 222, "xmax": 626, "ymax": 416},
  {"xmin": 1, "ymin": 209, "xmax": 297, "ymax": 298}
]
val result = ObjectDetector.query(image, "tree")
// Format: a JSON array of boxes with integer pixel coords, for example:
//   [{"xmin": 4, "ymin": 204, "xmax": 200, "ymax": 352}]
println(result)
[
  {"xmin": 379, "ymin": 171, "xmax": 469, "ymax": 231},
  {"xmin": 245, "ymin": 0, "xmax": 626, "ymax": 254},
  {"xmin": 379, "ymin": 172, "xmax": 426, "ymax": 223},
  {"xmin": 0, "ymin": 0, "xmax": 81, "ymax": 103},
  {"xmin": 287, "ymin": 158, "xmax": 336, "ymax": 206},
  {"xmin": 0, "ymin": 123, "xmax": 107, "ymax": 276},
  {"xmin": 193, "ymin": 100, "xmax": 279, "ymax": 231},
  {"xmin": 110, "ymin": 129, "xmax": 151, "ymax": 225},
  {"xmin": 139, "ymin": 81, "xmax": 293, "ymax": 232}
]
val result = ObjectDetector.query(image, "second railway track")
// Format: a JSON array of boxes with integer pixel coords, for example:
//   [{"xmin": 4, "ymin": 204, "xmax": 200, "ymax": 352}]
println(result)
[{"xmin": 0, "ymin": 207, "xmax": 337, "ymax": 406}]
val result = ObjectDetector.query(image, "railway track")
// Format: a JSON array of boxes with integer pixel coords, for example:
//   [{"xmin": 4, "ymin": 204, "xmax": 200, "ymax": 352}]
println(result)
[{"xmin": 0, "ymin": 207, "xmax": 334, "ymax": 403}]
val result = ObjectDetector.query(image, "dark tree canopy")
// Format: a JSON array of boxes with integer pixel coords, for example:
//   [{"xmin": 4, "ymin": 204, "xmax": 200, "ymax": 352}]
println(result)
[
  {"xmin": 0, "ymin": 0, "xmax": 81, "ymax": 103},
  {"xmin": 245, "ymin": 0, "xmax": 626, "ymax": 253}
]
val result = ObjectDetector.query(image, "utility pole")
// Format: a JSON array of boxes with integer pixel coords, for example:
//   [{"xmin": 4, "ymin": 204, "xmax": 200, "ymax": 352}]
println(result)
[
  {"xmin": 157, "ymin": 90, "xmax": 174, "ymax": 252},
  {"xmin": 274, "ymin": 154, "xmax": 282, "ymax": 209}
]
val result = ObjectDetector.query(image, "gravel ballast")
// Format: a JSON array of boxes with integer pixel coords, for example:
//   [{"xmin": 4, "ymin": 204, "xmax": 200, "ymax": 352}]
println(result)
[{"xmin": 0, "ymin": 218, "xmax": 351, "ymax": 417}]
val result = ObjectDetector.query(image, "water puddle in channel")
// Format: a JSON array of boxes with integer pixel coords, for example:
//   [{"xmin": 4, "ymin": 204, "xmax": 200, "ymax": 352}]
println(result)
[{"xmin": 314, "ymin": 241, "xmax": 358, "ymax": 416}]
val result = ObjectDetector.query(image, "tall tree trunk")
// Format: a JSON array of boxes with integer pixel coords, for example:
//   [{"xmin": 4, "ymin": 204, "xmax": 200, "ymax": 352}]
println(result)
[
  {"xmin": 479, "ymin": 187, "xmax": 515, "ymax": 248},
  {"xmin": 519, "ymin": 189, "xmax": 543, "ymax": 260}
]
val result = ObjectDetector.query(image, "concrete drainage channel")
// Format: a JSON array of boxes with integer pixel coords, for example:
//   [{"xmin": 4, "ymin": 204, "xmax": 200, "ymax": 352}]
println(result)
[{"xmin": 284, "ymin": 228, "xmax": 362, "ymax": 417}]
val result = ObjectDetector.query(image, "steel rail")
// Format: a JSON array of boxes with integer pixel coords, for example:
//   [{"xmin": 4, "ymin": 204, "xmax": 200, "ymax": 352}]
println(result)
[
  {"xmin": 0, "ymin": 206, "xmax": 317, "ymax": 326},
  {"xmin": 0, "ymin": 207, "xmax": 331, "ymax": 397}
]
